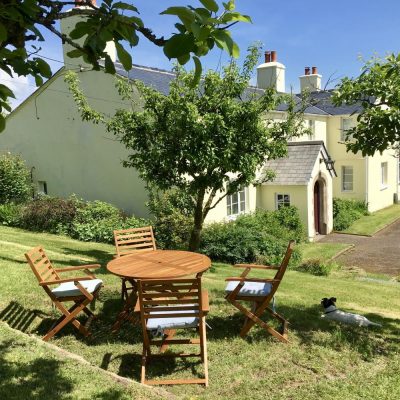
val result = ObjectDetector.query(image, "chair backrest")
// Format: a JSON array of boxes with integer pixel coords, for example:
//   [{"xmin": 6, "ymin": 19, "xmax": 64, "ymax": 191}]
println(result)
[
  {"xmin": 25, "ymin": 246, "xmax": 60, "ymax": 284},
  {"xmin": 268, "ymin": 240, "xmax": 295, "ymax": 298},
  {"xmin": 137, "ymin": 278, "xmax": 203, "ymax": 328},
  {"xmin": 113, "ymin": 226, "xmax": 156, "ymax": 257}
]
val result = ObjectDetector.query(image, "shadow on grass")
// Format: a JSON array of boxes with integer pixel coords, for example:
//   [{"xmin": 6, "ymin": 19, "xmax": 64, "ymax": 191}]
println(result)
[{"xmin": 0, "ymin": 340, "xmax": 73, "ymax": 400}]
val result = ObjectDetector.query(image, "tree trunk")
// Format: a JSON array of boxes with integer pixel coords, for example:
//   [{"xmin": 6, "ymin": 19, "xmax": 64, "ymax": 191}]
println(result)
[{"xmin": 188, "ymin": 190, "xmax": 205, "ymax": 252}]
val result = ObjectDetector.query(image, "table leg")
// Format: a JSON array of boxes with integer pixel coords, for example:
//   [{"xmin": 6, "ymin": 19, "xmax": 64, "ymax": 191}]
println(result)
[{"xmin": 112, "ymin": 279, "xmax": 138, "ymax": 333}]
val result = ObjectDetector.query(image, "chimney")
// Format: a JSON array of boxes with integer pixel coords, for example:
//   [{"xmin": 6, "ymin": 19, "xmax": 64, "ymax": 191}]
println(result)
[
  {"xmin": 257, "ymin": 49, "xmax": 286, "ymax": 92},
  {"xmin": 61, "ymin": 0, "xmax": 116, "ymax": 67},
  {"xmin": 299, "ymin": 65, "xmax": 322, "ymax": 92}
]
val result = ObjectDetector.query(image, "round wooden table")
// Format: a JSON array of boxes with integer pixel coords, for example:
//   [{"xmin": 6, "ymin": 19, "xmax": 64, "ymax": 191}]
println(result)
[{"xmin": 107, "ymin": 250, "xmax": 211, "ymax": 331}]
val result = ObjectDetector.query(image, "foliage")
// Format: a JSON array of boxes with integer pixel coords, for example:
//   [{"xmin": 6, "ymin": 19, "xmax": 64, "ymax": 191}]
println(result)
[
  {"xmin": 68, "ymin": 44, "xmax": 306, "ymax": 250},
  {"xmin": 21, "ymin": 195, "xmax": 78, "ymax": 234},
  {"xmin": 295, "ymin": 258, "xmax": 339, "ymax": 276},
  {"xmin": 199, "ymin": 209, "xmax": 304, "ymax": 264},
  {"xmin": 0, "ymin": 0, "xmax": 251, "ymax": 131},
  {"xmin": 0, "ymin": 153, "xmax": 32, "ymax": 204},
  {"xmin": 0, "ymin": 203, "xmax": 23, "ymax": 226},
  {"xmin": 333, "ymin": 53, "xmax": 400, "ymax": 155},
  {"xmin": 333, "ymin": 198, "xmax": 369, "ymax": 231},
  {"xmin": 146, "ymin": 186, "xmax": 194, "ymax": 250},
  {"xmin": 70, "ymin": 199, "xmax": 149, "ymax": 243}
]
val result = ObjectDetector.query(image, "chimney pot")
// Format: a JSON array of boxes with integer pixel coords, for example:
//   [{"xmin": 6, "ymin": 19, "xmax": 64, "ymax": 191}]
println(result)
[
  {"xmin": 305, "ymin": 67, "xmax": 310, "ymax": 75},
  {"xmin": 271, "ymin": 50, "xmax": 277, "ymax": 62},
  {"xmin": 312, "ymin": 66, "xmax": 318, "ymax": 75},
  {"xmin": 264, "ymin": 51, "xmax": 271, "ymax": 63}
]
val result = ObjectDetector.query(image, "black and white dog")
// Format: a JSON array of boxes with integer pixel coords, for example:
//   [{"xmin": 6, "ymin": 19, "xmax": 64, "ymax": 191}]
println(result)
[{"xmin": 321, "ymin": 297, "xmax": 381, "ymax": 327}]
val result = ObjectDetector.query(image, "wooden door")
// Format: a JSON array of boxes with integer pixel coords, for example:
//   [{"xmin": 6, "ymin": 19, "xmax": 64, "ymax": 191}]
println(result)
[{"xmin": 314, "ymin": 181, "xmax": 320, "ymax": 234}]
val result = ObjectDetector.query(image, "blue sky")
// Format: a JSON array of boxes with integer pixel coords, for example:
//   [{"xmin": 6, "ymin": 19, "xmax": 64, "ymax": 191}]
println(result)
[{"xmin": 3, "ymin": 0, "xmax": 400, "ymax": 106}]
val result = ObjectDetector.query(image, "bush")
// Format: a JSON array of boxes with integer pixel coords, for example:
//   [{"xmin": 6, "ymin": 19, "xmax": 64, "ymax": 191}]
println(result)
[
  {"xmin": 0, "ymin": 203, "xmax": 23, "ymax": 226},
  {"xmin": 200, "ymin": 208, "xmax": 304, "ymax": 265},
  {"xmin": 0, "ymin": 153, "xmax": 32, "ymax": 204},
  {"xmin": 70, "ymin": 200, "xmax": 150, "ymax": 243},
  {"xmin": 21, "ymin": 196, "xmax": 78, "ymax": 233},
  {"xmin": 146, "ymin": 187, "xmax": 194, "ymax": 250},
  {"xmin": 333, "ymin": 198, "xmax": 369, "ymax": 231},
  {"xmin": 295, "ymin": 258, "xmax": 339, "ymax": 276}
]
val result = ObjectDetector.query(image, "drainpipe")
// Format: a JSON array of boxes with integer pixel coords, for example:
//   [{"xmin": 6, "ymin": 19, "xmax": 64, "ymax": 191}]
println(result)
[
  {"xmin": 365, "ymin": 157, "xmax": 369, "ymax": 209},
  {"xmin": 397, "ymin": 154, "xmax": 399, "ymax": 204}
]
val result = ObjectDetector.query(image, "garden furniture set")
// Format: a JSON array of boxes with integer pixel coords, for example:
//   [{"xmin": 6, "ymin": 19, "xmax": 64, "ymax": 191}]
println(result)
[{"xmin": 24, "ymin": 226, "xmax": 294, "ymax": 387}]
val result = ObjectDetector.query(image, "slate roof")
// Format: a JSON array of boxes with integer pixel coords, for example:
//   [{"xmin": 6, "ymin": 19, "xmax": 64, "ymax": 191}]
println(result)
[
  {"xmin": 262, "ymin": 141, "xmax": 334, "ymax": 185},
  {"xmin": 115, "ymin": 63, "xmax": 356, "ymax": 116}
]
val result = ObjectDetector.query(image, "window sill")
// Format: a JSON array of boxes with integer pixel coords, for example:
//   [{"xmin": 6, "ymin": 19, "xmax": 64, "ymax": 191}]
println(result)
[{"xmin": 380, "ymin": 185, "xmax": 388, "ymax": 191}]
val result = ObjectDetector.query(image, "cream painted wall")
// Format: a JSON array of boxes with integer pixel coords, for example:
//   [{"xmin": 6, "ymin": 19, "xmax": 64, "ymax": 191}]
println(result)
[{"xmin": 0, "ymin": 69, "xmax": 149, "ymax": 217}]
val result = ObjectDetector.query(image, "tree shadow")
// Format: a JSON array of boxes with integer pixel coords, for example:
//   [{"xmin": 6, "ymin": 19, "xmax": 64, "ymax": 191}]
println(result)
[{"xmin": 0, "ymin": 340, "xmax": 74, "ymax": 400}]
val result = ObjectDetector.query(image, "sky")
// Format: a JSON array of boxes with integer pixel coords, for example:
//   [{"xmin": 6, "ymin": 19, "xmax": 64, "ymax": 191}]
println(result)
[{"xmin": 3, "ymin": 0, "xmax": 400, "ymax": 107}]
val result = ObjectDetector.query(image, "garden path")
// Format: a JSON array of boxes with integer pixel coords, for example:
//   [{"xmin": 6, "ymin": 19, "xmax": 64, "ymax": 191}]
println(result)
[{"xmin": 320, "ymin": 219, "xmax": 400, "ymax": 275}]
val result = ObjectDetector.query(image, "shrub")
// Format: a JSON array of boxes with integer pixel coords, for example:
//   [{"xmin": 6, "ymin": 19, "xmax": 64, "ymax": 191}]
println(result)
[
  {"xmin": 295, "ymin": 258, "xmax": 339, "ymax": 276},
  {"xmin": 146, "ymin": 186, "xmax": 194, "ymax": 249},
  {"xmin": 21, "ymin": 196, "xmax": 78, "ymax": 233},
  {"xmin": 70, "ymin": 200, "xmax": 150, "ymax": 243},
  {"xmin": 0, "ymin": 153, "xmax": 32, "ymax": 204},
  {"xmin": 0, "ymin": 203, "xmax": 23, "ymax": 226},
  {"xmin": 333, "ymin": 198, "xmax": 369, "ymax": 231},
  {"xmin": 200, "ymin": 208, "xmax": 304, "ymax": 265}
]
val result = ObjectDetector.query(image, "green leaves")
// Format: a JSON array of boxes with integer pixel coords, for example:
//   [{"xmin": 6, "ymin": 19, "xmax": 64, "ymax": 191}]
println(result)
[
  {"xmin": 164, "ymin": 34, "xmax": 195, "ymax": 59},
  {"xmin": 115, "ymin": 42, "xmax": 132, "ymax": 70},
  {"xmin": 213, "ymin": 30, "xmax": 239, "ymax": 58},
  {"xmin": 199, "ymin": 0, "xmax": 219, "ymax": 12}
]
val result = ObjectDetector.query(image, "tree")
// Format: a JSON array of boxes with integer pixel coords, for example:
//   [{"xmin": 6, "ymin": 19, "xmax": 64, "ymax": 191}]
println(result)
[
  {"xmin": 332, "ymin": 53, "xmax": 400, "ymax": 156},
  {"xmin": 0, "ymin": 0, "xmax": 251, "ymax": 130},
  {"xmin": 66, "ymin": 44, "xmax": 306, "ymax": 251}
]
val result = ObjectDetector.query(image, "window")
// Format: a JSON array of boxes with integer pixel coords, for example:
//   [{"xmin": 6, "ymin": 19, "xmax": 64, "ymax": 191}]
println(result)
[
  {"xmin": 341, "ymin": 166, "xmax": 353, "ymax": 191},
  {"xmin": 307, "ymin": 119, "xmax": 315, "ymax": 140},
  {"xmin": 38, "ymin": 181, "xmax": 47, "ymax": 195},
  {"xmin": 227, "ymin": 188, "xmax": 246, "ymax": 216},
  {"xmin": 381, "ymin": 162, "xmax": 388, "ymax": 188},
  {"xmin": 340, "ymin": 118, "xmax": 355, "ymax": 141},
  {"xmin": 276, "ymin": 193, "xmax": 290, "ymax": 209}
]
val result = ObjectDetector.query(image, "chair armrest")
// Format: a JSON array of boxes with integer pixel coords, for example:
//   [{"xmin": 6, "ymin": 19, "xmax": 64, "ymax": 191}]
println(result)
[
  {"xmin": 225, "ymin": 277, "xmax": 279, "ymax": 283},
  {"xmin": 201, "ymin": 290, "xmax": 209, "ymax": 313},
  {"xmin": 39, "ymin": 276, "xmax": 94, "ymax": 286},
  {"xmin": 234, "ymin": 264, "xmax": 279, "ymax": 270},
  {"xmin": 55, "ymin": 264, "xmax": 101, "ymax": 272},
  {"xmin": 113, "ymin": 254, "xmax": 119, "ymax": 259}
]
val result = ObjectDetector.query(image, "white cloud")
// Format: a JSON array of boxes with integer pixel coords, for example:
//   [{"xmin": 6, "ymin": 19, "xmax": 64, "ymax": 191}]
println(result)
[{"xmin": 0, "ymin": 70, "xmax": 35, "ymax": 110}]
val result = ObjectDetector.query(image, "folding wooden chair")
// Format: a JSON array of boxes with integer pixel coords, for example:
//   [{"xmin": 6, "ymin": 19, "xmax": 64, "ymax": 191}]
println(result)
[
  {"xmin": 225, "ymin": 240, "xmax": 295, "ymax": 343},
  {"xmin": 113, "ymin": 226, "xmax": 156, "ymax": 302},
  {"xmin": 25, "ymin": 246, "xmax": 103, "ymax": 341},
  {"xmin": 135, "ymin": 278, "xmax": 209, "ymax": 386}
]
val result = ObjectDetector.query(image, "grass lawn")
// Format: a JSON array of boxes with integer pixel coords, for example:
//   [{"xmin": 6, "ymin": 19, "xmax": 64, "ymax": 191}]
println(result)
[
  {"xmin": 298, "ymin": 242, "xmax": 352, "ymax": 263},
  {"xmin": 1, "ymin": 226, "xmax": 400, "ymax": 399},
  {"xmin": 342, "ymin": 204, "xmax": 400, "ymax": 236}
]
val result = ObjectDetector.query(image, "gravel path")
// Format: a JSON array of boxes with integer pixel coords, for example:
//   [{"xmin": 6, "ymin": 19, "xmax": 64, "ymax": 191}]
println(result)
[{"xmin": 320, "ymin": 219, "xmax": 400, "ymax": 276}]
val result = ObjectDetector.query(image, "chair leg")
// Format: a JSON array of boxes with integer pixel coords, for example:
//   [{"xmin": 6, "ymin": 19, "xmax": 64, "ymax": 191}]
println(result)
[
  {"xmin": 199, "ymin": 316, "xmax": 209, "ymax": 387},
  {"xmin": 141, "ymin": 345, "xmax": 148, "ymax": 385},
  {"xmin": 160, "ymin": 329, "xmax": 176, "ymax": 353}
]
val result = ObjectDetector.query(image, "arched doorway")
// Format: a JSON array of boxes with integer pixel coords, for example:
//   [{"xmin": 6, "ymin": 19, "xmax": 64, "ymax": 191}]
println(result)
[{"xmin": 313, "ymin": 178, "xmax": 327, "ymax": 235}]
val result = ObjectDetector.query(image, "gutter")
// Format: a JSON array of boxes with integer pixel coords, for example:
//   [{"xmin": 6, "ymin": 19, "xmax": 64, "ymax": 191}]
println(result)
[{"xmin": 365, "ymin": 156, "xmax": 369, "ymax": 208}]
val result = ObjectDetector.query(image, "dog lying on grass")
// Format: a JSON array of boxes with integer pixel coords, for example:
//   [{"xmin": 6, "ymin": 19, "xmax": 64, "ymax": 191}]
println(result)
[{"xmin": 321, "ymin": 297, "xmax": 381, "ymax": 327}]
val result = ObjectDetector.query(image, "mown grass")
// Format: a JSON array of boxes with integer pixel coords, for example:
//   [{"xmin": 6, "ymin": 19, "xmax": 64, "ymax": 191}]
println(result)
[
  {"xmin": 1, "ymin": 226, "xmax": 400, "ymax": 399},
  {"xmin": 343, "ymin": 204, "xmax": 400, "ymax": 236},
  {"xmin": 297, "ymin": 242, "xmax": 352, "ymax": 263}
]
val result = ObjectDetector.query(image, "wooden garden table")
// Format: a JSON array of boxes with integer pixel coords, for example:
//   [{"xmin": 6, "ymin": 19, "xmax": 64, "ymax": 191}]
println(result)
[{"xmin": 107, "ymin": 250, "xmax": 211, "ymax": 332}]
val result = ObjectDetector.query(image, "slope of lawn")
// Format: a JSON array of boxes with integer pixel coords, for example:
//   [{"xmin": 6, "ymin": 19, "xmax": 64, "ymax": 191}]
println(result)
[
  {"xmin": 297, "ymin": 242, "xmax": 352, "ymax": 263},
  {"xmin": 0, "ymin": 226, "xmax": 400, "ymax": 400},
  {"xmin": 343, "ymin": 204, "xmax": 400, "ymax": 236}
]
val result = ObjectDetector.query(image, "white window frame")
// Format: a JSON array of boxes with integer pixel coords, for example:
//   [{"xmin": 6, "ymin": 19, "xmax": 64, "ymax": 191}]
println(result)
[
  {"xmin": 381, "ymin": 162, "xmax": 388, "ymax": 189},
  {"xmin": 275, "ymin": 193, "xmax": 291, "ymax": 210},
  {"xmin": 37, "ymin": 181, "xmax": 48, "ymax": 195},
  {"xmin": 341, "ymin": 117, "xmax": 355, "ymax": 141},
  {"xmin": 308, "ymin": 119, "xmax": 315, "ymax": 140},
  {"xmin": 341, "ymin": 166, "xmax": 353, "ymax": 192},
  {"xmin": 227, "ymin": 188, "xmax": 246, "ymax": 217}
]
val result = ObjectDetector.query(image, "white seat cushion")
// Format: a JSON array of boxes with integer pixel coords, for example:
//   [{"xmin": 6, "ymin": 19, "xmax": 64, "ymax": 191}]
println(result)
[
  {"xmin": 146, "ymin": 306, "xmax": 199, "ymax": 330},
  {"xmin": 51, "ymin": 279, "xmax": 103, "ymax": 298},
  {"xmin": 225, "ymin": 281, "xmax": 272, "ymax": 297}
]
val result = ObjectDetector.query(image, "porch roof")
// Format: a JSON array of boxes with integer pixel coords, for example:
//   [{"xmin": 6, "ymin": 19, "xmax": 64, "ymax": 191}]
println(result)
[{"xmin": 261, "ymin": 141, "xmax": 335, "ymax": 185}]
